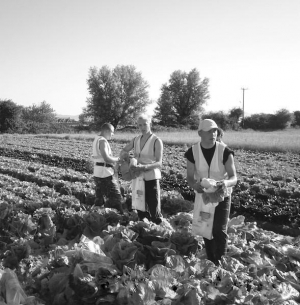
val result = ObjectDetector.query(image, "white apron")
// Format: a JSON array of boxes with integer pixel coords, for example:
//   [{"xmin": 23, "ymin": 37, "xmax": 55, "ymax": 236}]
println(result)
[
  {"xmin": 131, "ymin": 173, "xmax": 146, "ymax": 211},
  {"xmin": 192, "ymin": 193, "xmax": 219, "ymax": 240}
]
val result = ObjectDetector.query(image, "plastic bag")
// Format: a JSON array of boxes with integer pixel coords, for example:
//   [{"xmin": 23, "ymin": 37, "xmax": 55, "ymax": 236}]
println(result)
[
  {"xmin": 131, "ymin": 175, "xmax": 145, "ymax": 211},
  {"xmin": 192, "ymin": 193, "xmax": 216, "ymax": 240},
  {"xmin": 119, "ymin": 158, "xmax": 138, "ymax": 181}
]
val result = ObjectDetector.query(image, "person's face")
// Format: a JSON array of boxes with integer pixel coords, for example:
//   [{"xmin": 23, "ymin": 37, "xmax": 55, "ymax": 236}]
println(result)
[
  {"xmin": 107, "ymin": 127, "xmax": 114, "ymax": 140},
  {"xmin": 199, "ymin": 128, "xmax": 218, "ymax": 144},
  {"xmin": 137, "ymin": 118, "xmax": 151, "ymax": 134}
]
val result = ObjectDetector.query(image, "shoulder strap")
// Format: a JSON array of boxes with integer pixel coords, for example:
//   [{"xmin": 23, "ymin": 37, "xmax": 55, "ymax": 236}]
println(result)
[
  {"xmin": 216, "ymin": 141, "xmax": 226, "ymax": 164},
  {"xmin": 133, "ymin": 135, "xmax": 141, "ymax": 154},
  {"xmin": 192, "ymin": 142, "xmax": 201, "ymax": 170},
  {"xmin": 152, "ymin": 134, "xmax": 159, "ymax": 154}
]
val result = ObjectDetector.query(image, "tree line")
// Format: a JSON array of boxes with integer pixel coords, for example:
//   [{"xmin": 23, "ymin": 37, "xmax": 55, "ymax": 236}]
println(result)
[
  {"xmin": 80, "ymin": 65, "xmax": 209, "ymax": 130},
  {"xmin": 202, "ymin": 108, "xmax": 300, "ymax": 131},
  {"xmin": 0, "ymin": 100, "xmax": 79, "ymax": 134},
  {"xmin": 80, "ymin": 65, "xmax": 300, "ymax": 131},
  {"xmin": 1, "ymin": 64, "xmax": 300, "ymax": 133}
]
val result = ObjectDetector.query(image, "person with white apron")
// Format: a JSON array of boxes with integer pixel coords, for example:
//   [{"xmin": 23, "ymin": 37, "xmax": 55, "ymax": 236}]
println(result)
[
  {"xmin": 91, "ymin": 123, "xmax": 123, "ymax": 213},
  {"xmin": 120, "ymin": 114, "xmax": 163, "ymax": 224},
  {"xmin": 185, "ymin": 119, "xmax": 237, "ymax": 265}
]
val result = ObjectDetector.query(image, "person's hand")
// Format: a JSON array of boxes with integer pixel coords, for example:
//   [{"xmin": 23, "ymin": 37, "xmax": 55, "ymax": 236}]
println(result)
[
  {"xmin": 113, "ymin": 162, "xmax": 120, "ymax": 177},
  {"xmin": 120, "ymin": 151, "xmax": 130, "ymax": 162},
  {"xmin": 193, "ymin": 181, "xmax": 204, "ymax": 193},
  {"xmin": 130, "ymin": 164, "xmax": 144, "ymax": 174},
  {"xmin": 217, "ymin": 180, "xmax": 229, "ymax": 189},
  {"xmin": 129, "ymin": 164, "xmax": 144, "ymax": 179}
]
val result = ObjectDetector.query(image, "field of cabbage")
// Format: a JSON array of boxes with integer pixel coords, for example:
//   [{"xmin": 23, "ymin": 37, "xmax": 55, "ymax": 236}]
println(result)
[{"xmin": 0, "ymin": 134, "xmax": 300, "ymax": 305}]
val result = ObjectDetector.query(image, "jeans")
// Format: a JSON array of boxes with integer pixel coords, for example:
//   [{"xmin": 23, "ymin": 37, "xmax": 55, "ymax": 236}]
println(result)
[
  {"xmin": 94, "ymin": 176, "xmax": 123, "ymax": 213},
  {"xmin": 136, "ymin": 179, "xmax": 162, "ymax": 224},
  {"xmin": 203, "ymin": 196, "xmax": 231, "ymax": 265}
]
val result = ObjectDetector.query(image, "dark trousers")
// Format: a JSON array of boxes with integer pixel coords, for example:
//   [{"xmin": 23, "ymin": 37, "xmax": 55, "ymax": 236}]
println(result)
[
  {"xmin": 94, "ymin": 176, "xmax": 123, "ymax": 213},
  {"xmin": 203, "ymin": 196, "xmax": 231, "ymax": 265},
  {"xmin": 137, "ymin": 179, "xmax": 162, "ymax": 224}
]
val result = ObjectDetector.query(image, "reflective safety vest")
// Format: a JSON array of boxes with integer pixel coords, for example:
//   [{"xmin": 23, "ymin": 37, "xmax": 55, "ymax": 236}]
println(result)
[
  {"xmin": 192, "ymin": 141, "xmax": 232, "ymax": 195},
  {"xmin": 134, "ymin": 134, "xmax": 161, "ymax": 181},
  {"xmin": 91, "ymin": 135, "xmax": 114, "ymax": 178}
]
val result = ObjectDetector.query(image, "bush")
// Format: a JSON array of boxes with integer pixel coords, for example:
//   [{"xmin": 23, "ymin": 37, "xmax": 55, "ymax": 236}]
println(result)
[
  {"xmin": 270, "ymin": 109, "xmax": 292, "ymax": 130},
  {"xmin": 243, "ymin": 109, "xmax": 292, "ymax": 131},
  {"xmin": 243, "ymin": 113, "xmax": 272, "ymax": 130},
  {"xmin": 0, "ymin": 100, "xmax": 23, "ymax": 133},
  {"xmin": 292, "ymin": 111, "xmax": 300, "ymax": 127}
]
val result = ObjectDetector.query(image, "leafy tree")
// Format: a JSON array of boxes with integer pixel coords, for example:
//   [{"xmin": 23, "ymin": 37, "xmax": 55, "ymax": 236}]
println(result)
[
  {"xmin": 154, "ymin": 69, "xmax": 209, "ymax": 125},
  {"xmin": 269, "ymin": 108, "xmax": 292, "ymax": 130},
  {"xmin": 74, "ymin": 112, "xmax": 92, "ymax": 132},
  {"xmin": 154, "ymin": 86, "xmax": 177, "ymax": 126},
  {"xmin": 78, "ymin": 113, "xmax": 90, "ymax": 125},
  {"xmin": 21, "ymin": 101, "xmax": 57, "ymax": 133},
  {"xmin": 228, "ymin": 107, "xmax": 243, "ymax": 130},
  {"xmin": 292, "ymin": 110, "xmax": 300, "ymax": 127},
  {"xmin": 202, "ymin": 111, "xmax": 230, "ymax": 130},
  {"xmin": 0, "ymin": 99, "xmax": 23, "ymax": 133},
  {"xmin": 229, "ymin": 107, "xmax": 243, "ymax": 120},
  {"xmin": 22, "ymin": 101, "xmax": 56, "ymax": 123},
  {"xmin": 84, "ymin": 65, "xmax": 150, "ymax": 129}
]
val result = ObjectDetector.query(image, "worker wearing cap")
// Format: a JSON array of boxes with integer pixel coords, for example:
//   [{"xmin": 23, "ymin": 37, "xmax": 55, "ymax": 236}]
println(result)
[
  {"xmin": 185, "ymin": 119, "xmax": 237, "ymax": 265},
  {"xmin": 91, "ymin": 123, "xmax": 123, "ymax": 213}
]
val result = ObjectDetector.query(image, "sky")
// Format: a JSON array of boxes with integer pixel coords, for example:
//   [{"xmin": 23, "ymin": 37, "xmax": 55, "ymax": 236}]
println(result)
[{"xmin": 1, "ymin": 0, "xmax": 300, "ymax": 117}]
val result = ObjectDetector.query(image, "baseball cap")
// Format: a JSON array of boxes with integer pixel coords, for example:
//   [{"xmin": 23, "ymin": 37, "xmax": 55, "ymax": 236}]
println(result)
[{"xmin": 198, "ymin": 119, "xmax": 218, "ymax": 131}]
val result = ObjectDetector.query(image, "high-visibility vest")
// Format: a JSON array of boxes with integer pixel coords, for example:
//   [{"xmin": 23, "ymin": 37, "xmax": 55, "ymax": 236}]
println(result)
[
  {"xmin": 191, "ymin": 141, "xmax": 232, "ymax": 239},
  {"xmin": 192, "ymin": 141, "xmax": 232, "ymax": 195},
  {"xmin": 91, "ymin": 135, "xmax": 114, "ymax": 178},
  {"xmin": 133, "ymin": 134, "xmax": 161, "ymax": 181}
]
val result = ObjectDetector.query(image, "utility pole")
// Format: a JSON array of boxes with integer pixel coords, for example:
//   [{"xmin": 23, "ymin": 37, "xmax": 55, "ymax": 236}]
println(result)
[{"xmin": 241, "ymin": 88, "xmax": 248, "ymax": 128}]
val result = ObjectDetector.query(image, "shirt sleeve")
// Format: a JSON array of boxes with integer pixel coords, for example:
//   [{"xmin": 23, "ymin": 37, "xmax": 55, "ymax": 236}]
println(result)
[
  {"xmin": 184, "ymin": 147, "xmax": 195, "ymax": 164},
  {"xmin": 223, "ymin": 146, "xmax": 234, "ymax": 164}
]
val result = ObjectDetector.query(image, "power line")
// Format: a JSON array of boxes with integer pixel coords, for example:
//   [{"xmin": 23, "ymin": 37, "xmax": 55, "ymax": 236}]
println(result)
[{"xmin": 241, "ymin": 88, "xmax": 248, "ymax": 128}]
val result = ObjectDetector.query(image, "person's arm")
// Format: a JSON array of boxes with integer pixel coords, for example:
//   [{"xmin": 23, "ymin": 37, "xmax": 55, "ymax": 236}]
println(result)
[
  {"xmin": 119, "ymin": 138, "xmax": 135, "ymax": 160},
  {"xmin": 99, "ymin": 140, "xmax": 118, "ymax": 164},
  {"xmin": 223, "ymin": 154, "xmax": 237, "ymax": 187},
  {"xmin": 141, "ymin": 138, "xmax": 163, "ymax": 171},
  {"xmin": 186, "ymin": 159, "xmax": 204, "ymax": 193}
]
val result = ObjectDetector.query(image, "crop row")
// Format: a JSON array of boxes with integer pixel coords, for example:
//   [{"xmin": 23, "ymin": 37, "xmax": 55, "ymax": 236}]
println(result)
[
  {"xmin": 1, "ymin": 135, "xmax": 92, "ymax": 157},
  {"xmin": 0, "ymin": 135, "xmax": 188, "ymax": 173},
  {"xmin": 1, "ymin": 135, "xmax": 300, "ymax": 232},
  {"xmin": 0, "ymin": 173, "xmax": 82, "ymax": 213},
  {"xmin": 0, "ymin": 145, "xmax": 89, "ymax": 172},
  {"xmin": 0, "ymin": 159, "xmax": 96, "ymax": 206},
  {"xmin": 0, "ymin": 156, "xmax": 91, "ymax": 183},
  {"xmin": 0, "ymin": 154, "xmax": 299, "ymax": 234}
]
